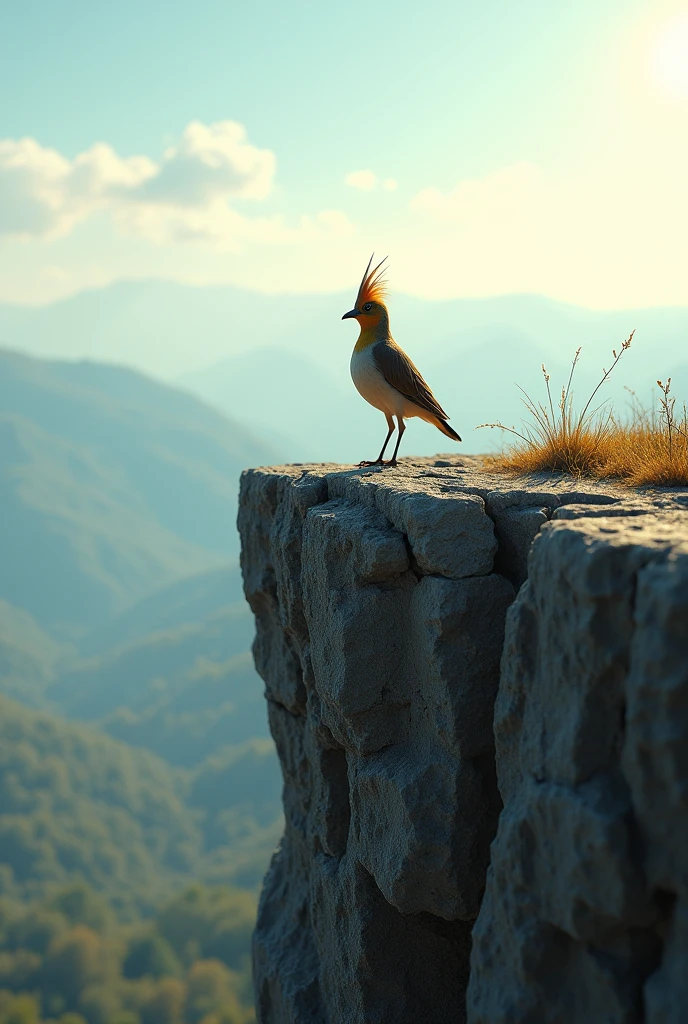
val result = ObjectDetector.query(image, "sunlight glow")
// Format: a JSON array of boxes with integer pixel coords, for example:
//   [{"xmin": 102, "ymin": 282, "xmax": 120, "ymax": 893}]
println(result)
[{"xmin": 651, "ymin": 13, "xmax": 688, "ymax": 97}]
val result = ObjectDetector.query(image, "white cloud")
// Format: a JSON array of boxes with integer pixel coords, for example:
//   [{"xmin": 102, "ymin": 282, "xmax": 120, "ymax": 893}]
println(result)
[
  {"xmin": 138, "ymin": 121, "xmax": 275, "ymax": 205},
  {"xmin": 0, "ymin": 122, "xmax": 359, "ymax": 251},
  {"xmin": 0, "ymin": 138, "xmax": 80, "ymax": 239},
  {"xmin": 0, "ymin": 121, "xmax": 325, "ymax": 247},
  {"xmin": 306, "ymin": 209, "xmax": 356, "ymax": 239},
  {"xmin": 411, "ymin": 162, "xmax": 544, "ymax": 222},
  {"xmin": 345, "ymin": 169, "xmax": 377, "ymax": 190},
  {"xmin": 345, "ymin": 170, "xmax": 398, "ymax": 193}
]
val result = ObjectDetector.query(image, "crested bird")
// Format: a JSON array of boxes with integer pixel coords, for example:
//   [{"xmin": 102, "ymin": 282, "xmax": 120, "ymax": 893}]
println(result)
[{"xmin": 342, "ymin": 256, "xmax": 462, "ymax": 466}]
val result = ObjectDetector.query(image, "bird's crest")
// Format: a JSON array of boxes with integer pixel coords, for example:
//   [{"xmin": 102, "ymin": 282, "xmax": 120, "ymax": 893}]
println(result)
[{"xmin": 356, "ymin": 254, "xmax": 388, "ymax": 308}]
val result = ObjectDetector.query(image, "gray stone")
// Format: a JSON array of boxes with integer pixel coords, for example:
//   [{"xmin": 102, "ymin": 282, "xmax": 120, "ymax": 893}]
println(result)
[
  {"xmin": 409, "ymin": 574, "xmax": 515, "ymax": 759},
  {"xmin": 238, "ymin": 466, "xmax": 328, "ymax": 713},
  {"xmin": 491, "ymin": 505, "xmax": 550, "ymax": 586},
  {"xmin": 556, "ymin": 490, "xmax": 619, "ymax": 505},
  {"xmin": 302, "ymin": 500, "xmax": 416, "ymax": 755},
  {"xmin": 644, "ymin": 898, "xmax": 688, "ymax": 1024},
  {"xmin": 485, "ymin": 489, "xmax": 561, "ymax": 514},
  {"xmin": 622, "ymin": 545, "xmax": 688, "ymax": 895},
  {"xmin": 253, "ymin": 833, "xmax": 324, "ymax": 1024},
  {"xmin": 328, "ymin": 469, "xmax": 498, "ymax": 578},
  {"xmin": 468, "ymin": 516, "xmax": 688, "ymax": 1024},
  {"xmin": 552, "ymin": 503, "xmax": 653, "ymax": 520},
  {"xmin": 311, "ymin": 857, "xmax": 472, "ymax": 1024},
  {"xmin": 240, "ymin": 461, "xmax": 688, "ymax": 1024},
  {"xmin": 350, "ymin": 743, "xmax": 493, "ymax": 920}
]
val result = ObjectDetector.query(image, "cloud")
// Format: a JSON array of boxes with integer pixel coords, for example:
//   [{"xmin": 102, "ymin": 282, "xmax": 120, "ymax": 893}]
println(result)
[
  {"xmin": 411, "ymin": 162, "xmax": 544, "ymax": 222},
  {"xmin": 0, "ymin": 138, "xmax": 80, "ymax": 239},
  {"xmin": 345, "ymin": 169, "xmax": 377, "ymax": 190},
  {"xmin": 0, "ymin": 137, "xmax": 162, "ymax": 240},
  {"xmin": 345, "ymin": 170, "xmax": 399, "ymax": 193},
  {"xmin": 136, "ymin": 121, "xmax": 275, "ymax": 205},
  {"xmin": 0, "ymin": 121, "xmax": 350, "ymax": 248}
]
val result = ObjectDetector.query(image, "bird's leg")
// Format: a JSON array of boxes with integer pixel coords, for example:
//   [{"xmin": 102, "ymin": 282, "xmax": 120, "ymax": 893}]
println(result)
[
  {"xmin": 384, "ymin": 417, "xmax": 406, "ymax": 466},
  {"xmin": 358, "ymin": 415, "xmax": 395, "ymax": 467}
]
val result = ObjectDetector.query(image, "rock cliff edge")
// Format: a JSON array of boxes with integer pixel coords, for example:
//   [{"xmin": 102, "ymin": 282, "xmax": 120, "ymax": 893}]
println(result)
[{"xmin": 238, "ymin": 456, "xmax": 688, "ymax": 1024}]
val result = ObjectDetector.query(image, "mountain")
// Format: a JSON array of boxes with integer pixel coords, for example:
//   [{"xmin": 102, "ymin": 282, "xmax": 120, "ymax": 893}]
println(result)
[
  {"xmin": 2, "ymin": 280, "xmax": 686, "ymax": 385},
  {"xmin": 0, "ymin": 346, "xmax": 281, "ymax": 1005},
  {"xmin": 38, "ymin": 564, "xmax": 265, "ymax": 768},
  {"xmin": 0, "ymin": 279, "xmax": 337, "ymax": 379},
  {"xmin": 50, "ymin": 598, "xmax": 264, "ymax": 771},
  {"xmin": 0, "ymin": 350, "xmax": 277, "ymax": 633},
  {"xmin": 177, "ymin": 336, "xmax": 573, "ymax": 462},
  {"xmin": 2, "ymin": 281, "xmax": 686, "ymax": 461},
  {"xmin": 0, "ymin": 694, "xmax": 280, "ymax": 913},
  {"xmin": 79, "ymin": 565, "xmax": 246, "ymax": 656},
  {"xmin": 180, "ymin": 348, "xmax": 363, "ymax": 462},
  {"xmin": 0, "ymin": 600, "xmax": 70, "ymax": 707}
]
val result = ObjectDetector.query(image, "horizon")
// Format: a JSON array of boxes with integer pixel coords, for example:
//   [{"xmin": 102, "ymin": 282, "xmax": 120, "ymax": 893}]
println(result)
[{"xmin": 2, "ymin": 274, "xmax": 688, "ymax": 315}]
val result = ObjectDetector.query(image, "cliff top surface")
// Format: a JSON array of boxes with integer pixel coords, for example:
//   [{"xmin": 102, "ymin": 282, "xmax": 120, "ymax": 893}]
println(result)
[
  {"xmin": 244, "ymin": 453, "xmax": 688, "ymax": 513},
  {"xmin": 240, "ymin": 453, "xmax": 688, "ymax": 592}
]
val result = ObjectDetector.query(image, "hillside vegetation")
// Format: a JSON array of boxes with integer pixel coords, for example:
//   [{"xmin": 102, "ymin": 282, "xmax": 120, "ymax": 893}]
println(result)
[
  {"xmin": 0, "ymin": 351, "xmax": 276, "ymax": 632},
  {"xmin": 0, "ymin": 695, "xmax": 280, "ymax": 913},
  {"xmin": 0, "ymin": 882, "xmax": 257, "ymax": 1024},
  {"xmin": 0, "ymin": 602, "xmax": 69, "ymax": 708},
  {"xmin": 0, "ymin": 351, "xmax": 281, "ymax": 1023}
]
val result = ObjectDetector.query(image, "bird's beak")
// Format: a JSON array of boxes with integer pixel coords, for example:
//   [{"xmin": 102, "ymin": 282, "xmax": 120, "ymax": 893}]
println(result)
[{"xmin": 341, "ymin": 309, "xmax": 358, "ymax": 320}]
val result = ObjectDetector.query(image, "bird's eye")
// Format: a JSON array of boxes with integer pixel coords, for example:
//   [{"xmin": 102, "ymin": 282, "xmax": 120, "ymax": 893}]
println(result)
[{"xmin": 363, "ymin": 302, "xmax": 372, "ymax": 312}]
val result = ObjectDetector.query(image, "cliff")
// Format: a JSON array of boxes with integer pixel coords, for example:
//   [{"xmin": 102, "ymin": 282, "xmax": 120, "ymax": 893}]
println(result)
[{"xmin": 238, "ymin": 456, "xmax": 688, "ymax": 1023}]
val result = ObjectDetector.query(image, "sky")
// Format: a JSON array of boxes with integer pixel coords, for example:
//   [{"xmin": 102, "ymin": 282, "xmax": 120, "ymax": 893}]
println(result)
[{"xmin": 1, "ymin": 0, "xmax": 687, "ymax": 308}]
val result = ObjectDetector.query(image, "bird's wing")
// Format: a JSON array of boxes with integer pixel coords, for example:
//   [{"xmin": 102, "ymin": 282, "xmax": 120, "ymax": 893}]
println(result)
[{"xmin": 373, "ymin": 342, "xmax": 449, "ymax": 420}]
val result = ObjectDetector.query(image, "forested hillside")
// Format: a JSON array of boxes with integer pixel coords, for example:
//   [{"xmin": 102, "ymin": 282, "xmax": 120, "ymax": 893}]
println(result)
[
  {"xmin": 0, "ymin": 351, "xmax": 276, "ymax": 633},
  {"xmin": 0, "ymin": 353, "xmax": 280, "ymax": 1024},
  {"xmin": 0, "ymin": 882, "xmax": 257, "ymax": 1024},
  {"xmin": 0, "ymin": 695, "xmax": 280, "ymax": 911},
  {"xmin": 49, "ymin": 570, "xmax": 267, "ymax": 766}
]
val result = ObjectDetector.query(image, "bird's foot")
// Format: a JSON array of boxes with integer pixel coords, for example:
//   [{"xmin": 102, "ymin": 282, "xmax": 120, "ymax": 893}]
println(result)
[{"xmin": 358, "ymin": 458, "xmax": 400, "ymax": 469}]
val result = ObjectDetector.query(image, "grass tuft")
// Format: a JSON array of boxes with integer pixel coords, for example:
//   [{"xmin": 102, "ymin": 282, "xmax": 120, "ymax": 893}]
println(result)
[{"xmin": 479, "ymin": 332, "xmax": 688, "ymax": 487}]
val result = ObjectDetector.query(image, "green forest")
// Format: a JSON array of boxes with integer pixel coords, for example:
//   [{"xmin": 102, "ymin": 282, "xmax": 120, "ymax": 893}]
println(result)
[
  {"xmin": 0, "ymin": 883, "xmax": 256, "ymax": 1024},
  {"xmin": 0, "ymin": 353, "xmax": 283, "ymax": 1023}
]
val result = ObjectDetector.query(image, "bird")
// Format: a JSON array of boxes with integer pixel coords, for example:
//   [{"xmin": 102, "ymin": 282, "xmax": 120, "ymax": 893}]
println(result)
[{"xmin": 342, "ymin": 255, "xmax": 461, "ymax": 467}]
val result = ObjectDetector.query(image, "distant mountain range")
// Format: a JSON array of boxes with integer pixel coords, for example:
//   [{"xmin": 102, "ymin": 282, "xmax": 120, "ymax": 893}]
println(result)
[
  {"xmin": 1, "ymin": 280, "xmax": 686, "ymax": 460},
  {"xmin": 0, "ymin": 353, "xmax": 271, "ymax": 765},
  {"xmin": 51, "ymin": 566, "xmax": 268, "ymax": 768},
  {"xmin": 0, "ymin": 347, "xmax": 280, "ymax": 941},
  {"xmin": 0, "ymin": 349, "xmax": 277, "ymax": 633}
]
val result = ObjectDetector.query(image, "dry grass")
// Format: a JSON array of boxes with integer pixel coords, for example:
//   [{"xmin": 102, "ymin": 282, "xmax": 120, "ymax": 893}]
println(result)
[
  {"xmin": 599, "ymin": 386, "xmax": 688, "ymax": 487},
  {"xmin": 479, "ymin": 332, "xmax": 688, "ymax": 488}
]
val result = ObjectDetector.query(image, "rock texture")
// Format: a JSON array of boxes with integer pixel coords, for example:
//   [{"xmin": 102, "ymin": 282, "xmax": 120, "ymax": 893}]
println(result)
[
  {"xmin": 238, "ymin": 456, "xmax": 688, "ymax": 1024},
  {"xmin": 468, "ymin": 514, "xmax": 688, "ymax": 1024}
]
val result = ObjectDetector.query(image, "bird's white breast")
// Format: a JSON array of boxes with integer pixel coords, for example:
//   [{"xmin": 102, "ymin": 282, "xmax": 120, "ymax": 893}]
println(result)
[
  {"xmin": 350, "ymin": 344, "xmax": 419, "ymax": 419},
  {"xmin": 350, "ymin": 344, "xmax": 399, "ymax": 415}
]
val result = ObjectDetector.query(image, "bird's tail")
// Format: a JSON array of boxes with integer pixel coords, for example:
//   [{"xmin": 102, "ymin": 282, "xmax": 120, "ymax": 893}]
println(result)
[{"xmin": 434, "ymin": 417, "xmax": 462, "ymax": 443}]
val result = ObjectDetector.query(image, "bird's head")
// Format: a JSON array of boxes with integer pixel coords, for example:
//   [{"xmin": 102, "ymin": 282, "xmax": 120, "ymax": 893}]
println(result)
[{"xmin": 342, "ymin": 254, "xmax": 389, "ymax": 327}]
